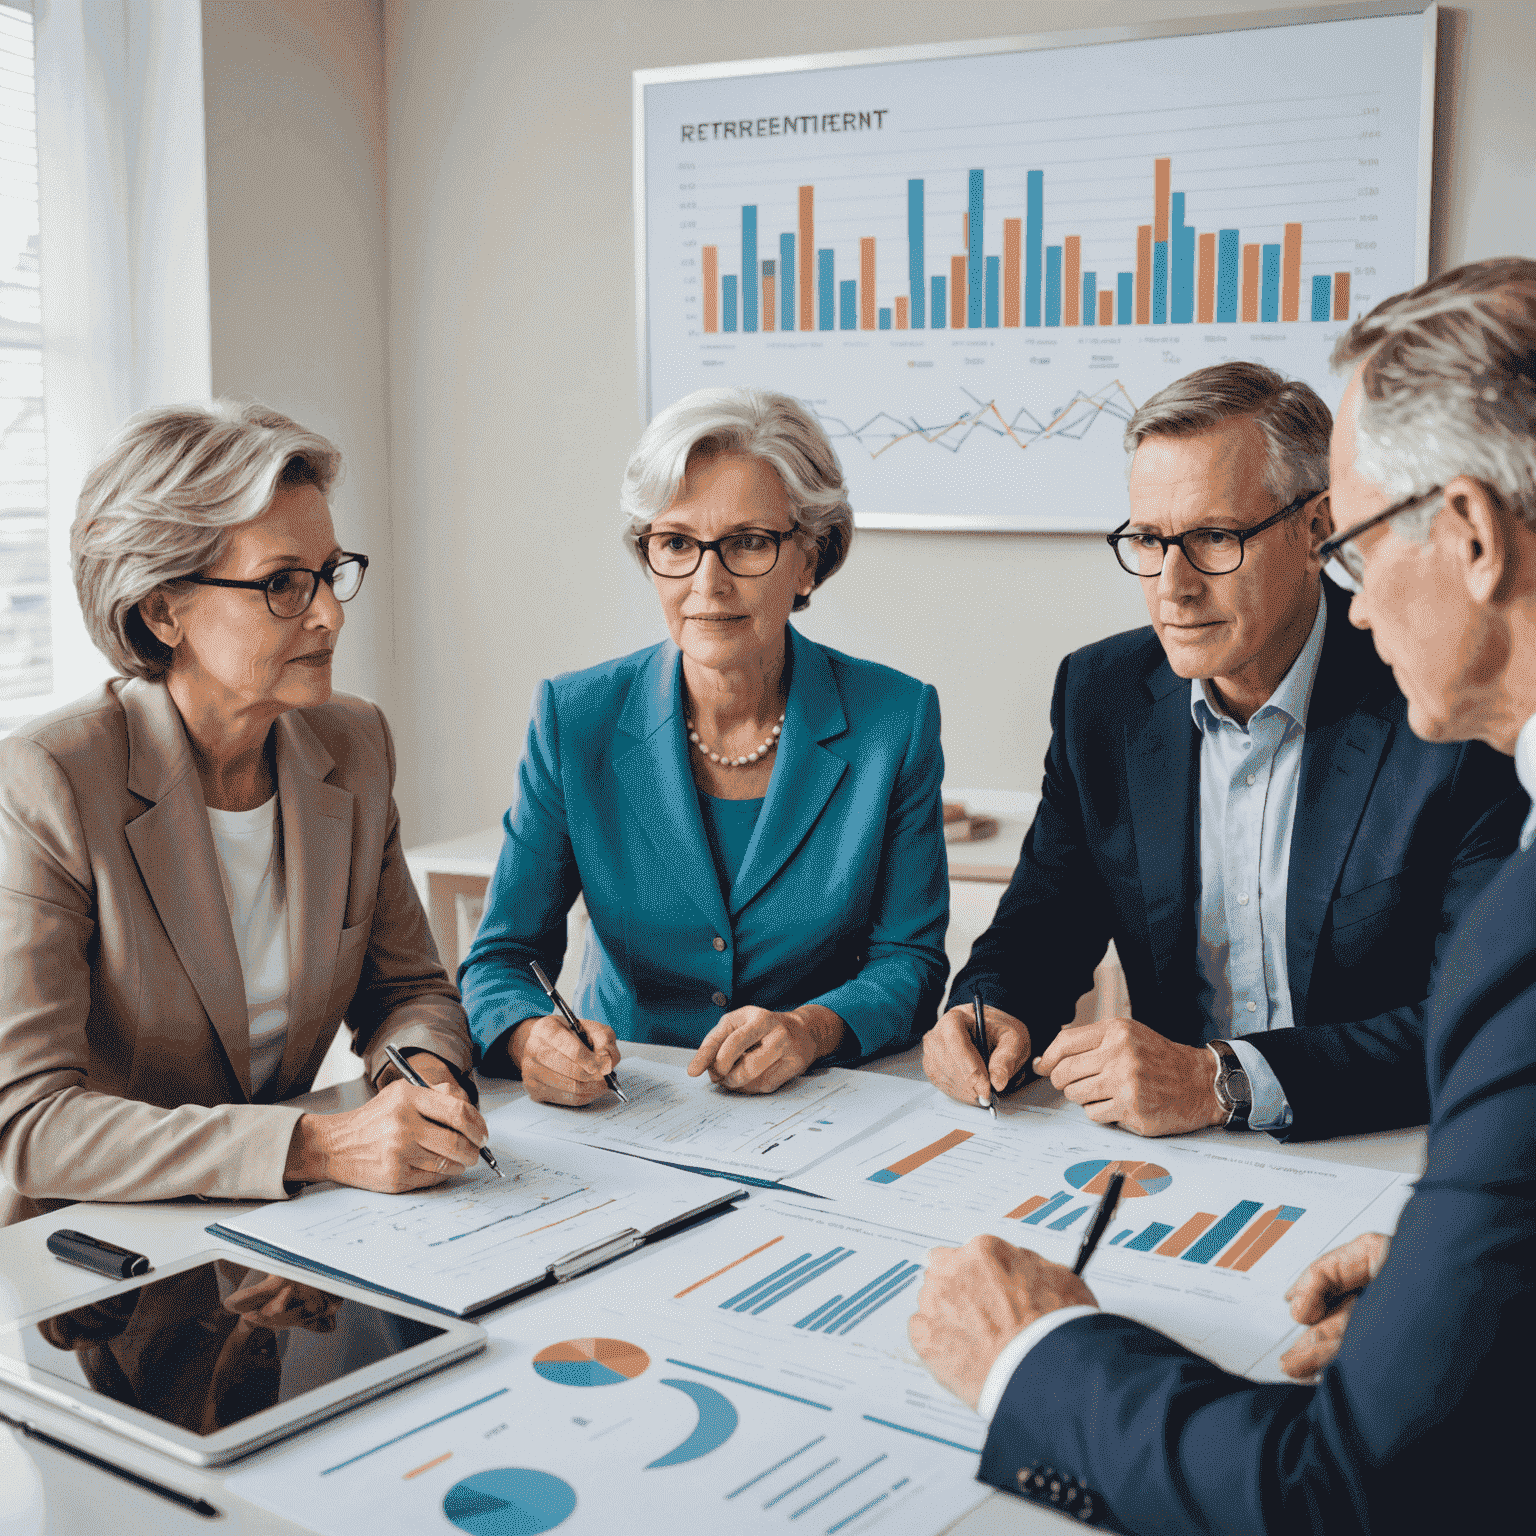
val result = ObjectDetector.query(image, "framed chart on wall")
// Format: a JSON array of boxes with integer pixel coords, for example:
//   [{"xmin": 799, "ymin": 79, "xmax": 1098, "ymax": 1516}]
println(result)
[{"xmin": 633, "ymin": 3, "xmax": 1435, "ymax": 532}]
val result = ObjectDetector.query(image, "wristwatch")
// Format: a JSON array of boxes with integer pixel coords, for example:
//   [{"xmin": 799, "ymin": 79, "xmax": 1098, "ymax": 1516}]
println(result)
[{"xmin": 1207, "ymin": 1040, "xmax": 1252, "ymax": 1129}]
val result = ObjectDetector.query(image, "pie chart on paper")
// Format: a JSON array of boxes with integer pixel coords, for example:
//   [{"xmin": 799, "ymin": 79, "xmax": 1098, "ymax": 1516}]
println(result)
[
  {"xmin": 531, "ymin": 1337, "xmax": 650, "ymax": 1387},
  {"xmin": 442, "ymin": 1469, "xmax": 576, "ymax": 1535},
  {"xmin": 1064, "ymin": 1159, "xmax": 1172, "ymax": 1198}
]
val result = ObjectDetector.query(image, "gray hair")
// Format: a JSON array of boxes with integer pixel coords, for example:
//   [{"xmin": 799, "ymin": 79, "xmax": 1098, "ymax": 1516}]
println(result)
[
  {"xmin": 1123, "ymin": 361, "xmax": 1332, "ymax": 507},
  {"xmin": 1332, "ymin": 257, "xmax": 1536, "ymax": 541},
  {"xmin": 72, "ymin": 401, "xmax": 342, "ymax": 680},
  {"xmin": 621, "ymin": 387, "xmax": 852, "ymax": 611}
]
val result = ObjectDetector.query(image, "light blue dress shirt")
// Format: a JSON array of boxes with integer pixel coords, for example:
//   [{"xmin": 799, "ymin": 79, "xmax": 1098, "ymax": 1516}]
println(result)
[
  {"xmin": 1191, "ymin": 590, "xmax": 1329, "ymax": 1131},
  {"xmin": 1515, "ymin": 714, "xmax": 1536, "ymax": 851}
]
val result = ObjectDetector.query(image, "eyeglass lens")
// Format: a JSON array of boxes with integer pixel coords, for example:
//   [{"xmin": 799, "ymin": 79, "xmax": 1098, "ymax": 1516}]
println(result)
[
  {"xmin": 1115, "ymin": 527, "xmax": 1248, "ymax": 577},
  {"xmin": 266, "ymin": 559, "xmax": 366, "ymax": 617},
  {"xmin": 645, "ymin": 532, "xmax": 784, "ymax": 578}
]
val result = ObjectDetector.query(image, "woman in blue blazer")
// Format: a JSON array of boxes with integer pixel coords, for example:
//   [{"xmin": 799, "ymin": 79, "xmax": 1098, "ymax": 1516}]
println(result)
[{"xmin": 461, "ymin": 388, "xmax": 948, "ymax": 1101}]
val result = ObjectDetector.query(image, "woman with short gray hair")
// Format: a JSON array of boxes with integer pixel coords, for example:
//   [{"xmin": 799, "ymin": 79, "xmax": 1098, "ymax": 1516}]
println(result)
[
  {"xmin": 462, "ymin": 386, "xmax": 948, "ymax": 1100},
  {"xmin": 0, "ymin": 401, "xmax": 484, "ymax": 1226}
]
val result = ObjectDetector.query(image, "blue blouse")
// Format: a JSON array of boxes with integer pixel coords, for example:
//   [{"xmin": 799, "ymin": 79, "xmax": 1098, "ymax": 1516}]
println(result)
[{"xmin": 698, "ymin": 792, "xmax": 764, "ymax": 895}]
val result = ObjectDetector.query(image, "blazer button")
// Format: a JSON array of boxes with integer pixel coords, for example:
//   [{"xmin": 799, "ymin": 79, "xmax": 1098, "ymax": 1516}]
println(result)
[
  {"xmin": 713, "ymin": 936, "xmax": 726, "ymax": 951},
  {"xmin": 712, "ymin": 992, "xmax": 729, "ymax": 1007}
]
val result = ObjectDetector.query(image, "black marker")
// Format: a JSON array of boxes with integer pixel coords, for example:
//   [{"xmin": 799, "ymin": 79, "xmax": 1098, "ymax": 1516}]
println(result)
[
  {"xmin": 530, "ymin": 960, "xmax": 628, "ymax": 1103},
  {"xmin": 384, "ymin": 1044, "xmax": 504, "ymax": 1178},
  {"xmin": 46, "ymin": 1229, "xmax": 150, "ymax": 1280},
  {"xmin": 1072, "ymin": 1172, "xmax": 1126, "ymax": 1277}
]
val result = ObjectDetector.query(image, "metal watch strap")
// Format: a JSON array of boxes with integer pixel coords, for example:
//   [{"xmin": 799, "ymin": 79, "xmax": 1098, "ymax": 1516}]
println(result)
[{"xmin": 1207, "ymin": 1040, "xmax": 1252, "ymax": 1129}]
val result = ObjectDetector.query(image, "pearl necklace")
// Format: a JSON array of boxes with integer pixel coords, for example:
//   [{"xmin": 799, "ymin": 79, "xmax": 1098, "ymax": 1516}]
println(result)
[{"xmin": 687, "ymin": 712, "xmax": 785, "ymax": 767}]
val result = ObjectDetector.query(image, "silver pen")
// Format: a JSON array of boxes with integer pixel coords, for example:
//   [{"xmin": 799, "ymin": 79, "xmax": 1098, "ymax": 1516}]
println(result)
[
  {"xmin": 384, "ymin": 1043, "xmax": 503, "ymax": 1177},
  {"xmin": 971, "ymin": 995, "xmax": 998, "ymax": 1118}
]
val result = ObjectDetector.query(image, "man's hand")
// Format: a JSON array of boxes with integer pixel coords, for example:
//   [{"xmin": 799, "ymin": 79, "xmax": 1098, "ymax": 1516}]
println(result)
[
  {"xmin": 923, "ymin": 1004, "xmax": 1032, "ymax": 1107},
  {"xmin": 1280, "ymin": 1232, "xmax": 1390, "ymax": 1379},
  {"xmin": 687, "ymin": 1005, "xmax": 844, "ymax": 1094},
  {"xmin": 908, "ymin": 1235, "xmax": 1096, "ymax": 1411},
  {"xmin": 508, "ymin": 1014, "xmax": 622, "ymax": 1106},
  {"xmin": 1034, "ymin": 1016, "xmax": 1227, "ymax": 1137},
  {"xmin": 375, "ymin": 1049, "xmax": 467, "ymax": 1096}
]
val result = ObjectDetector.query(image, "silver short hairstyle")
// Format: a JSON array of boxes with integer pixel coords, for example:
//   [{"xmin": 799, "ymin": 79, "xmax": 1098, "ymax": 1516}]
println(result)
[
  {"xmin": 1123, "ymin": 361, "xmax": 1332, "ymax": 509},
  {"xmin": 1332, "ymin": 257, "xmax": 1536, "ymax": 541},
  {"xmin": 72, "ymin": 401, "xmax": 342, "ymax": 680},
  {"xmin": 620, "ymin": 387, "xmax": 853, "ymax": 611}
]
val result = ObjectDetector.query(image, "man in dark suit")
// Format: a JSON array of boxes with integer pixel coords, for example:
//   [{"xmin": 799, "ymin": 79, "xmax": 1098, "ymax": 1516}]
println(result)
[
  {"xmin": 911, "ymin": 257, "xmax": 1536, "ymax": 1532},
  {"xmin": 925, "ymin": 362, "xmax": 1522, "ymax": 1143}
]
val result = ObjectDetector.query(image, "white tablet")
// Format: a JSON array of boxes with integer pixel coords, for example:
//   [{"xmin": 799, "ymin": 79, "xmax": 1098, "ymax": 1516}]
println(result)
[{"xmin": 0, "ymin": 1247, "xmax": 485, "ymax": 1466}]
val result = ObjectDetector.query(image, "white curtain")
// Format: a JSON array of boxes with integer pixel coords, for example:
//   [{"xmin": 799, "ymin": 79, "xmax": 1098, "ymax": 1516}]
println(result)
[{"xmin": 25, "ymin": 0, "xmax": 210, "ymax": 714}]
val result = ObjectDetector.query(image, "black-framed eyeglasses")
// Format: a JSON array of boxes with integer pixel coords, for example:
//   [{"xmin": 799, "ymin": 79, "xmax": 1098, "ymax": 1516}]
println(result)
[
  {"xmin": 1106, "ymin": 491, "xmax": 1321, "ymax": 577},
  {"xmin": 636, "ymin": 526, "xmax": 800, "ymax": 579},
  {"xmin": 183, "ymin": 553, "xmax": 369, "ymax": 618},
  {"xmin": 1316, "ymin": 488, "xmax": 1444, "ymax": 594}
]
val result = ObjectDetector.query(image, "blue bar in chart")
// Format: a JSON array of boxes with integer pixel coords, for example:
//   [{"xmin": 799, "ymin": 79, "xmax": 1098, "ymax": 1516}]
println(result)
[
  {"xmin": 1311, "ymin": 274, "xmax": 1332, "ymax": 320},
  {"xmin": 741, "ymin": 205, "xmax": 758, "ymax": 331},
  {"xmin": 1082, "ymin": 271, "xmax": 1096, "ymax": 326},
  {"xmin": 840, "ymin": 280, "xmax": 857, "ymax": 330},
  {"xmin": 878, "ymin": 307, "xmax": 892, "ymax": 329},
  {"xmin": 1153, "ymin": 241, "xmax": 1168, "ymax": 324},
  {"xmin": 1217, "ymin": 229, "xmax": 1239, "ymax": 322},
  {"xmin": 743, "ymin": 1249, "xmax": 853, "ymax": 1313},
  {"xmin": 1020, "ymin": 1192, "xmax": 1072, "ymax": 1225},
  {"xmin": 839, "ymin": 1269, "xmax": 921, "ymax": 1334},
  {"xmin": 1125, "ymin": 1222, "xmax": 1174, "ymax": 1252},
  {"xmin": 907, "ymin": 179, "xmax": 925, "ymax": 328},
  {"xmin": 968, "ymin": 169, "xmax": 984, "ymax": 328},
  {"xmin": 1110, "ymin": 1230, "xmax": 1131, "ymax": 1246},
  {"xmin": 1024, "ymin": 169, "xmax": 1043, "ymax": 326},
  {"xmin": 985, "ymin": 256, "xmax": 1000, "ymax": 327},
  {"xmin": 930, "ymin": 274, "xmax": 946, "ymax": 328},
  {"xmin": 818, "ymin": 249, "xmax": 834, "ymax": 330},
  {"xmin": 723, "ymin": 1251, "xmax": 814, "ymax": 1309},
  {"xmin": 722, "ymin": 275, "xmax": 738, "ymax": 333},
  {"xmin": 1262, "ymin": 244, "xmax": 1281, "ymax": 322},
  {"xmin": 1118, "ymin": 271, "xmax": 1133, "ymax": 325},
  {"xmin": 1045, "ymin": 246, "xmax": 1061, "ymax": 326},
  {"xmin": 780, "ymin": 232, "xmax": 795, "ymax": 330},
  {"xmin": 1170, "ymin": 192, "xmax": 1194, "ymax": 324},
  {"xmin": 1046, "ymin": 1204, "xmax": 1089, "ymax": 1231},
  {"xmin": 1183, "ymin": 1201, "xmax": 1264, "ymax": 1265}
]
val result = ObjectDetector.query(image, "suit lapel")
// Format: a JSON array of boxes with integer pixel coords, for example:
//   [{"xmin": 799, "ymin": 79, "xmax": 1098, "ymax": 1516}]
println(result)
[
  {"xmin": 1126, "ymin": 660, "xmax": 1200, "ymax": 995},
  {"xmin": 271, "ymin": 710, "xmax": 353, "ymax": 1101},
  {"xmin": 730, "ymin": 628, "xmax": 848, "ymax": 917},
  {"xmin": 612, "ymin": 643, "xmax": 732, "ymax": 936},
  {"xmin": 120, "ymin": 681, "xmax": 251, "ymax": 1099},
  {"xmin": 1285, "ymin": 590, "xmax": 1395, "ymax": 1020}
]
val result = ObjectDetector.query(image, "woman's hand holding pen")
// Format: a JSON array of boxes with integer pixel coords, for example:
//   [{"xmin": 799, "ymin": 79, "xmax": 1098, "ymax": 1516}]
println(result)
[
  {"xmin": 923, "ymin": 1003, "xmax": 1032, "ymax": 1108},
  {"xmin": 688, "ymin": 1005, "xmax": 845, "ymax": 1093},
  {"xmin": 283, "ymin": 1078, "xmax": 488, "ymax": 1192},
  {"xmin": 509, "ymin": 1013, "xmax": 622, "ymax": 1106},
  {"xmin": 1280, "ymin": 1231, "xmax": 1390, "ymax": 1379}
]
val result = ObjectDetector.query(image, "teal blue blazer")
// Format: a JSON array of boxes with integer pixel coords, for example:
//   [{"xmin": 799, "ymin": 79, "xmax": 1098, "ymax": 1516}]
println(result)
[{"xmin": 460, "ymin": 626, "xmax": 949, "ymax": 1060}]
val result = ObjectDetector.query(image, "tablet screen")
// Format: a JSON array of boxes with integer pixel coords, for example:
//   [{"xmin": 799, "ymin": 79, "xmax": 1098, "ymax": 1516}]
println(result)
[{"xmin": 1, "ymin": 1260, "xmax": 446, "ymax": 1436}]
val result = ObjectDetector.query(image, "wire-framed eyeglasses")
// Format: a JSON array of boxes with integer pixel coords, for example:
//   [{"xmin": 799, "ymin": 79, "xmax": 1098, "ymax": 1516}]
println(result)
[
  {"xmin": 183, "ymin": 554, "xmax": 369, "ymax": 618},
  {"xmin": 636, "ymin": 526, "xmax": 800, "ymax": 579},
  {"xmin": 1106, "ymin": 492, "xmax": 1322, "ymax": 577},
  {"xmin": 1316, "ymin": 488, "xmax": 1444, "ymax": 594}
]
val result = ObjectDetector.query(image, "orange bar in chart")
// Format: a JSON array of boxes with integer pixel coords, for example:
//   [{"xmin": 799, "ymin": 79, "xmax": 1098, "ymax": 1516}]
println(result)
[
  {"xmin": 1136, "ymin": 226, "xmax": 1152, "ymax": 323},
  {"xmin": 1214, "ymin": 1207, "xmax": 1278, "ymax": 1269},
  {"xmin": 762, "ymin": 273, "xmax": 776, "ymax": 331},
  {"xmin": 674, "ymin": 1234, "xmax": 784, "ymax": 1298},
  {"xmin": 1064, "ymin": 235, "xmax": 1081, "ymax": 326},
  {"xmin": 1230, "ymin": 1207, "xmax": 1305, "ymax": 1272},
  {"xmin": 1242, "ymin": 244, "xmax": 1260, "ymax": 323},
  {"xmin": 895, "ymin": 295, "xmax": 909, "ymax": 329},
  {"xmin": 870, "ymin": 1127, "xmax": 974, "ymax": 1182},
  {"xmin": 1156, "ymin": 1213, "xmax": 1218, "ymax": 1257},
  {"xmin": 1098, "ymin": 290, "xmax": 1114, "ymax": 326},
  {"xmin": 1197, "ymin": 232, "xmax": 1216, "ymax": 324},
  {"xmin": 1153, "ymin": 158, "xmax": 1171, "ymax": 245},
  {"xmin": 1008, "ymin": 1194, "xmax": 1050, "ymax": 1221},
  {"xmin": 798, "ymin": 186, "xmax": 814, "ymax": 332},
  {"xmin": 1333, "ymin": 271, "xmax": 1351, "ymax": 319},
  {"xmin": 1281, "ymin": 222, "xmax": 1302, "ymax": 322},
  {"xmin": 860, "ymin": 238, "xmax": 876, "ymax": 329},
  {"xmin": 1003, "ymin": 218, "xmax": 1021, "ymax": 326},
  {"xmin": 950, "ymin": 255, "xmax": 966, "ymax": 329},
  {"xmin": 703, "ymin": 246, "xmax": 719, "ymax": 333}
]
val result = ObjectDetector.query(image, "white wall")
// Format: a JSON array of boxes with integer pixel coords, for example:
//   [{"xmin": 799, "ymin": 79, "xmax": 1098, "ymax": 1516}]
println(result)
[
  {"xmin": 201, "ymin": 0, "xmax": 396, "ymax": 713},
  {"xmin": 363, "ymin": 1, "xmax": 1533, "ymax": 842}
]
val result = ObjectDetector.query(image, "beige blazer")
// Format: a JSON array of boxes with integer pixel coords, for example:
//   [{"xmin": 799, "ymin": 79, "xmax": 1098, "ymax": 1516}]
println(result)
[{"xmin": 0, "ymin": 679, "xmax": 471, "ymax": 1226}]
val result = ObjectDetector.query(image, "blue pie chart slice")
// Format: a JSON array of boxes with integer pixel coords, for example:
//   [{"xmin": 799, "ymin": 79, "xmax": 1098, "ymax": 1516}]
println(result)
[{"xmin": 442, "ymin": 1468, "xmax": 576, "ymax": 1535}]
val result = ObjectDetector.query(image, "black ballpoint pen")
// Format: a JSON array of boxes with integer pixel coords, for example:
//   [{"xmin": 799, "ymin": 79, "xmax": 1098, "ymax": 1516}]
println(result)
[
  {"xmin": 529, "ymin": 960, "xmax": 629, "ymax": 1103},
  {"xmin": 383, "ymin": 1043, "xmax": 504, "ymax": 1178},
  {"xmin": 1072, "ymin": 1171, "xmax": 1125, "ymax": 1277},
  {"xmin": 971, "ymin": 994, "xmax": 997, "ymax": 1118}
]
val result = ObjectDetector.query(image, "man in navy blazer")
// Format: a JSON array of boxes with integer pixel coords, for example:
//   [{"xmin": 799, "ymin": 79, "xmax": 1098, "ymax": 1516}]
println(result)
[
  {"xmin": 910, "ymin": 258, "xmax": 1536, "ymax": 1533},
  {"xmin": 927, "ymin": 363, "xmax": 1522, "ymax": 1143}
]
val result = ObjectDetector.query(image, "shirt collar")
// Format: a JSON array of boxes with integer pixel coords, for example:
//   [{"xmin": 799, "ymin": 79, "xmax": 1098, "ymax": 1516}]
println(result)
[{"xmin": 1190, "ymin": 585, "xmax": 1328, "ymax": 735}]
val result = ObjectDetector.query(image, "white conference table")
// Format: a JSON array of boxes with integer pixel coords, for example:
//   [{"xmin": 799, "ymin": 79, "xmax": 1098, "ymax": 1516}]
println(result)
[{"xmin": 0, "ymin": 1043, "xmax": 1425, "ymax": 1536}]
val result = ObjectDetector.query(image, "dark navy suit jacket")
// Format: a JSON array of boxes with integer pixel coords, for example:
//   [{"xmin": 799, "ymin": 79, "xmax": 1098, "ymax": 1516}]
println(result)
[
  {"xmin": 950, "ymin": 580, "xmax": 1524, "ymax": 1140},
  {"xmin": 978, "ymin": 835, "xmax": 1536, "ymax": 1534}
]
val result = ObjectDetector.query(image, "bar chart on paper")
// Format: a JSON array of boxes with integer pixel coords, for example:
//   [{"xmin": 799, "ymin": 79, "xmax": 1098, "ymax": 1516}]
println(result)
[{"xmin": 641, "ymin": 9, "xmax": 1429, "ymax": 528}]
